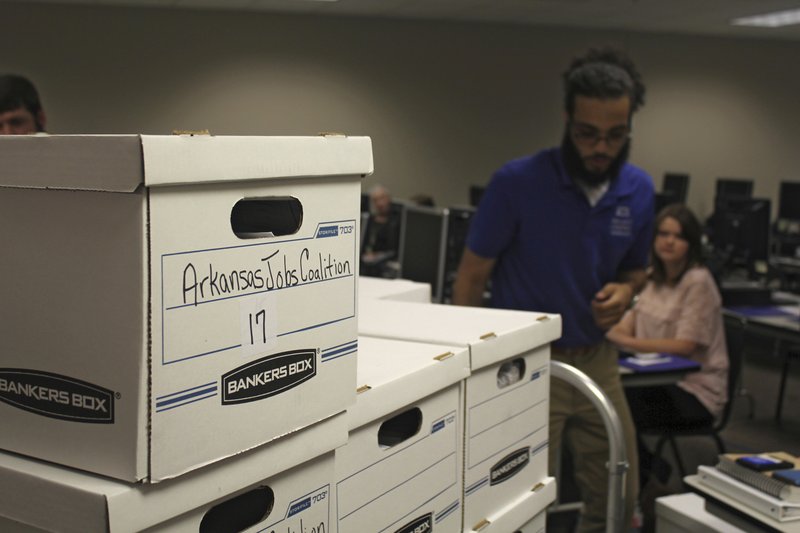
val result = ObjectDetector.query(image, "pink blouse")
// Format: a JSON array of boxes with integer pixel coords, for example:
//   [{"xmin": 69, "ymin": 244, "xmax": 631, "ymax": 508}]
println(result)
[{"xmin": 620, "ymin": 266, "xmax": 729, "ymax": 417}]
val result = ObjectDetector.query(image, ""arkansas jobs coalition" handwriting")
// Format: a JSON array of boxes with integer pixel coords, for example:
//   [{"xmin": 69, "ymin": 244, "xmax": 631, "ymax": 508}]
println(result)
[{"xmin": 181, "ymin": 248, "xmax": 352, "ymax": 306}]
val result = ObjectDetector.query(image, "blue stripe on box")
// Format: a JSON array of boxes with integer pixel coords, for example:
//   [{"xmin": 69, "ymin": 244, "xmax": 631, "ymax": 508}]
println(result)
[
  {"xmin": 435, "ymin": 500, "xmax": 460, "ymax": 522},
  {"xmin": 156, "ymin": 382, "xmax": 218, "ymax": 412}
]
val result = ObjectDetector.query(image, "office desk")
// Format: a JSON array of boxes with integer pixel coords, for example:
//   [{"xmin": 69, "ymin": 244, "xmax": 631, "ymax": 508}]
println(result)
[
  {"xmin": 619, "ymin": 354, "xmax": 701, "ymax": 387},
  {"xmin": 723, "ymin": 293, "xmax": 800, "ymax": 422}
]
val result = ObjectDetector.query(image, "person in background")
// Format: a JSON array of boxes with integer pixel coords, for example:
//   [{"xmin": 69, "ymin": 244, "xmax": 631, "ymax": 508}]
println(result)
[
  {"xmin": 607, "ymin": 203, "xmax": 728, "ymax": 531},
  {"xmin": 453, "ymin": 46, "xmax": 654, "ymax": 531},
  {"xmin": 0, "ymin": 74, "xmax": 46, "ymax": 134},
  {"xmin": 361, "ymin": 184, "xmax": 401, "ymax": 277}
]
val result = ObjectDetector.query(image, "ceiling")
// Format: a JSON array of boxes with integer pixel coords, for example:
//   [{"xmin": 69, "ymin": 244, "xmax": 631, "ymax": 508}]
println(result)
[{"xmin": 9, "ymin": 0, "xmax": 800, "ymax": 41}]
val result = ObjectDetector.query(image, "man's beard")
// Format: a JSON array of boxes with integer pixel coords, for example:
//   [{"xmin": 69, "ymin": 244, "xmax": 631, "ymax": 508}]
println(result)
[{"xmin": 560, "ymin": 129, "xmax": 630, "ymax": 186}]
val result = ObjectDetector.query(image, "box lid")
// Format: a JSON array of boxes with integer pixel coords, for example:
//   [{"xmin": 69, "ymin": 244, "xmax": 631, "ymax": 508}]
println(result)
[
  {"xmin": 351, "ymin": 336, "xmax": 470, "ymax": 429},
  {"xmin": 0, "ymin": 412, "xmax": 346, "ymax": 533},
  {"xmin": 357, "ymin": 299, "xmax": 561, "ymax": 371},
  {"xmin": 0, "ymin": 134, "xmax": 373, "ymax": 192},
  {"xmin": 141, "ymin": 134, "xmax": 373, "ymax": 186},
  {"xmin": 0, "ymin": 135, "xmax": 143, "ymax": 192},
  {"xmin": 358, "ymin": 276, "xmax": 432, "ymax": 302}
]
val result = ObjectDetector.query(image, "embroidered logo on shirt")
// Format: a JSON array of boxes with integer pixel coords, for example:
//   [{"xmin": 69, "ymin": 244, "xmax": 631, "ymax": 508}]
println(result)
[{"xmin": 611, "ymin": 205, "xmax": 633, "ymax": 237}]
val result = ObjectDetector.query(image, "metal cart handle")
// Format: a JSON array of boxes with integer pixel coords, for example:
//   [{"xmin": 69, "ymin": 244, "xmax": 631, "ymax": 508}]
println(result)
[{"xmin": 550, "ymin": 360, "xmax": 629, "ymax": 533}]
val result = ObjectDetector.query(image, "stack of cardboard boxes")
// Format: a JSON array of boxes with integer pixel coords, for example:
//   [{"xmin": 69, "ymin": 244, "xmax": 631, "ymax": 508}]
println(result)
[
  {"xmin": 0, "ymin": 135, "xmax": 561, "ymax": 532},
  {"xmin": 337, "ymin": 335, "xmax": 470, "ymax": 532},
  {"xmin": 356, "ymin": 294, "xmax": 560, "ymax": 532},
  {"xmin": 0, "ymin": 134, "xmax": 372, "ymax": 531}
]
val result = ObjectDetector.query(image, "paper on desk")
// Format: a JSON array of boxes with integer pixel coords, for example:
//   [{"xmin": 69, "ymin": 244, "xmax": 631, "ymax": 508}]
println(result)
[{"xmin": 626, "ymin": 353, "xmax": 671, "ymax": 366}]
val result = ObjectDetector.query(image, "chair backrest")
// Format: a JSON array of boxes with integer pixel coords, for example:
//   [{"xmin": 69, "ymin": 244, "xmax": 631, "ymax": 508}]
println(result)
[{"xmin": 715, "ymin": 315, "xmax": 745, "ymax": 431}]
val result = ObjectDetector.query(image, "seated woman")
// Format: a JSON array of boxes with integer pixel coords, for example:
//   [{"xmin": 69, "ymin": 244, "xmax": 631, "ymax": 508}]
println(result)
[
  {"xmin": 608, "ymin": 204, "xmax": 729, "ymax": 531},
  {"xmin": 607, "ymin": 204, "xmax": 729, "ymax": 476}
]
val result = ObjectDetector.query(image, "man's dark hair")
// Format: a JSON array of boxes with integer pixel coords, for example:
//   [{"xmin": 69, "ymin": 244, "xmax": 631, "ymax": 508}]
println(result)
[
  {"xmin": 650, "ymin": 203, "xmax": 704, "ymax": 285},
  {"xmin": 563, "ymin": 47, "xmax": 646, "ymax": 117},
  {"xmin": 0, "ymin": 74, "xmax": 43, "ymax": 118}
]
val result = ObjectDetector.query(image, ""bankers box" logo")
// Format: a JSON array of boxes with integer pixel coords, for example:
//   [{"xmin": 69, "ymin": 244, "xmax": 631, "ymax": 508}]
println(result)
[
  {"xmin": 222, "ymin": 349, "xmax": 316, "ymax": 405},
  {"xmin": 490, "ymin": 447, "xmax": 530, "ymax": 485},
  {"xmin": 395, "ymin": 513, "xmax": 432, "ymax": 533},
  {"xmin": 0, "ymin": 369, "xmax": 115, "ymax": 423}
]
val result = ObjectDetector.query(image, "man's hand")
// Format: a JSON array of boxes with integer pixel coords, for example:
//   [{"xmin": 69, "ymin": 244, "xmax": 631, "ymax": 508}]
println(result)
[{"xmin": 591, "ymin": 282, "xmax": 634, "ymax": 330}]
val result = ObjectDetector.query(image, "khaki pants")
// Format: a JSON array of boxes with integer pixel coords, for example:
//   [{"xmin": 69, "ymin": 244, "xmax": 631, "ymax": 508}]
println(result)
[{"xmin": 550, "ymin": 341, "xmax": 639, "ymax": 533}]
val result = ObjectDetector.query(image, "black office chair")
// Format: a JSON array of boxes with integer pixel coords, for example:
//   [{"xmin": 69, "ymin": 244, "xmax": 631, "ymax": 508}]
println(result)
[{"xmin": 641, "ymin": 314, "xmax": 745, "ymax": 478}]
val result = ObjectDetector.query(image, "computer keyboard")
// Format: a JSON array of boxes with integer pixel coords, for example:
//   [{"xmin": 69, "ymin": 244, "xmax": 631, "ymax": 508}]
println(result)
[{"xmin": 772, "ymin": 255, "xmax": 800, "ymax": 268}]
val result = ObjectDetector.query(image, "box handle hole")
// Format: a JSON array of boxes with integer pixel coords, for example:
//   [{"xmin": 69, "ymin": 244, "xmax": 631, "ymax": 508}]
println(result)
[
  {"xmin": 497, "ymin": 358, "xmax": 525, "ymax": 389},
  {"xmin": 231, "ymin": 197, "xmax": 303, "ymax": 239},
  {"xmin": 378, "ymin": 407, "xmax": 422, "ymax": 448},
  {"xmin": 199, "ymin": 486, "xmax": 274, "ymax": 533}
]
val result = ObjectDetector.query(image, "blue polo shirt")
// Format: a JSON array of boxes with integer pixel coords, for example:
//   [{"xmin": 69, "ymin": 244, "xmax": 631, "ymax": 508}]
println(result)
[{"xmin": 467, "ymin": 147, "xmax": 655, "ymax": 348}]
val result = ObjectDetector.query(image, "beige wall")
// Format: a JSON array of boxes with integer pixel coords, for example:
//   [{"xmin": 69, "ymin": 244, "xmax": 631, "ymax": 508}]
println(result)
[{"xmin": 2, "ymin": 2, "xmax": 798, "ymax": 218}]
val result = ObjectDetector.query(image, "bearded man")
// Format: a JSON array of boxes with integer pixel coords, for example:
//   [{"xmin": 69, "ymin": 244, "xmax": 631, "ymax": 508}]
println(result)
[{"xmin": 453, "ymin": 46, "xmax": 655, "ymax": 532}]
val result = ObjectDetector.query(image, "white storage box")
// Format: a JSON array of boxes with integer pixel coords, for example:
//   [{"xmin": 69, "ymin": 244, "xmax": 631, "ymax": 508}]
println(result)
[
  {"xmin": 0, "ymin": 412, "xmax": 346, "ymax": 533},
  {"xmin": 358, "ymin": 275, "xmax": 432, "ymax": 303},
  {"xmin": 655, "ymin": 492, "xmax": 747, "ymax": 533},
  {"xmin": 471, "ymin": 476, "xmax": 554, "ymax": 533},
  {"xmin": 336, "ymin": 335, "xmax": 470, "ymax": 532},
  {"xmin": 0, "ymin": 134, "xmax": 372, "ymax": 482},
  {"xmin": 357, "ymin": 299, "xmax": 561, "ymax": 530}
]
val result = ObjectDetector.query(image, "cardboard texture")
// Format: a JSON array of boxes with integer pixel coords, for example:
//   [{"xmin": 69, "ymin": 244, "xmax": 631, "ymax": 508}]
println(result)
[
  {"xmin": 356, "ymin": 299, "xmax": 561, "ymax": 529},
  {"xmin": 0, "ymin": 413, "xmax": 346, "ymax": 533},
  {"xmin": 0, "ymin": 134, "xmax": 373, "ymax": 482},
  {"xmin": 358, "ymin": 276, "xmax": 432, "ymax": 303},
  {"xmin": 336, "ymin": 336, "xmax": 470, "ymax": 532}
]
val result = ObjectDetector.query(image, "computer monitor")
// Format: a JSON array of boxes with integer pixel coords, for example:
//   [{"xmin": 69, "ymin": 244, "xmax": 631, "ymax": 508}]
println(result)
[
  {"xmin": 398, "ymin": 205, "xmax": 447, "ymax": 302},
  {"xmin": 469, "ymin": 185, "xmax": 486, "ymax": 208},
  {"xmin": 654, "ymin": 192, "xmax": 679, "ymax": 214},
  {"xmin": 662, "ymin": 173, "xmax": 689, "ymax": 203},
  {"xmin": 778, "ymin": 181, "xmax": 800, "ymax": 221},
  {"xmin": 442, "ymin": 206, "xmax": 475, "ymax": 303},
  {"xmin": 712, "ymin": 197, "xmax": 771, "ymax": 274},
  {"xmin": 715, "ymin": 178, "xmax": 753, "ymax": 203}
]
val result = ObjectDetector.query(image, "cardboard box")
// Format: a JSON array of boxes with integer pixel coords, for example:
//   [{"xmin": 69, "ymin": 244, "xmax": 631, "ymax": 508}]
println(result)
[
  {"xmin": 0, "ymin": 134, "xmax": 372, "ymax": 482},
  {"xmin": 469, "ymin": 476, "xmax": 555, "ymax": 532},
  {"xmin": 358, "ymin": 275, "xmax": 432, "ymax": 303},
  {"xmin": 151, "ymin": 454, "xmax": 337, "ymax": 533},
  {"xmin": 336, "ymin": 336, "xmax": 470, "ymax": 532},
  {"xmin": 356, "ymin": 299, "xmax": 561, "ymax": 530},
  {"xmin": 0, "ymin": 412, "xmax": 346, "ymax": 533}
]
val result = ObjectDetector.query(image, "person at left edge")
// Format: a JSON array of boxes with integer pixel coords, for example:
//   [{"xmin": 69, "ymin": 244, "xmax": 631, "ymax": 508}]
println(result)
[{"xmin": 0, "ymin": 74, "xmax": 47, "ymax": 135}]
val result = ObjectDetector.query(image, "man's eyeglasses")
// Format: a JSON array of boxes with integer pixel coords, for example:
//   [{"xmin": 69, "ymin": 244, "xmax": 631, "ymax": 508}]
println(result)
[{"xmin": 569, "ymin": 122, "xmax": 630, "ymax": 147}]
